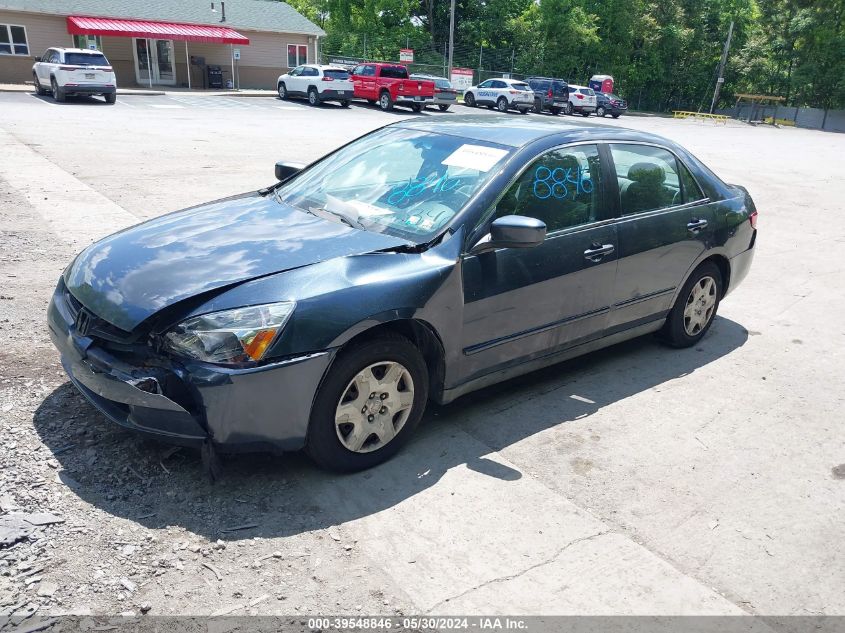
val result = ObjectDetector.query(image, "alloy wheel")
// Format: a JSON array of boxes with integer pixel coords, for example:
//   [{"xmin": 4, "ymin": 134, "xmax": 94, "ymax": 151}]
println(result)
[
  {"xmin": 597, "ymin": 106, "xmax": 606, "ymax": 117},
  {"xmin": 683, "ymin": 276, "xmax": 717, "ymax": 336},
  {"xmin": 334, "ymin": 361, "xmax": 415, "ymax": 453}
]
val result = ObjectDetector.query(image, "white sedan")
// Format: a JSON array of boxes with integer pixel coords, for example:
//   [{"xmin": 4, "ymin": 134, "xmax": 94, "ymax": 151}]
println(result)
[
  {"xmin": 277, "ymin": 64, "xmax": 354, "ymax": 107},
  {"xmin": 463, "ymin": 78, "xmax": 534, "ymax": 114}
]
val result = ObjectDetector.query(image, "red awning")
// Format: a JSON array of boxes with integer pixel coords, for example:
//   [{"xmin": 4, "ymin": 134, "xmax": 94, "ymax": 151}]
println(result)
[{"xmin": 66, "ymin": 16, "xmax": 249, "ymax": 45}]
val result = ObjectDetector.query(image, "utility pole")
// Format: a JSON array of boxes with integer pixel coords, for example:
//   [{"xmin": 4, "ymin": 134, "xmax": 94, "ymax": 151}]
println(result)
[
  {"xmin": 447, "ymin": 0, "xmax": 455, "ymax": 76},
  {"xmin": 710, "ymin": 20, "xmax": 734, "ymax": 113}
]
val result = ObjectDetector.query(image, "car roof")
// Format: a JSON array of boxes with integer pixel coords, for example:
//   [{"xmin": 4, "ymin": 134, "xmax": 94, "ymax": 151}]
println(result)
[
  {"xmin": 392, "ymin": 115, "xmax": 675, "ymax": 150},
  {"xmin": 50, "ymin": 47, "xmax": 103, "ymax": 53}
]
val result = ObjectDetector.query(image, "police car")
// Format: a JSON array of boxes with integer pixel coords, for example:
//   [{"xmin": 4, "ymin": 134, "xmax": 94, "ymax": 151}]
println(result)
[{"xmin": 463, "ymin": 77, "xmax": 534, "ymax": 114}]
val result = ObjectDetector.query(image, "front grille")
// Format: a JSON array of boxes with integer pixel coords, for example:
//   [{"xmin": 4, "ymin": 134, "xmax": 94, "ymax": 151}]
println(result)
[{"xmin": 64, "ymin": 287, "xmax": 136, "ymax": 344}]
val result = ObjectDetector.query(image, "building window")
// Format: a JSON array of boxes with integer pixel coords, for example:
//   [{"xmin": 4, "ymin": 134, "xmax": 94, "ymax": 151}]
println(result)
[
  {"xmin": 287, "ymin": 43, "xmax": 308, "ymax": 68},
  {"xmin": 0, "ymin": 24, "xmax": 29, "ymax": 55},
  {"xmin": 73, "ymin": 34, "xmax": 103, "ymax": 51}
]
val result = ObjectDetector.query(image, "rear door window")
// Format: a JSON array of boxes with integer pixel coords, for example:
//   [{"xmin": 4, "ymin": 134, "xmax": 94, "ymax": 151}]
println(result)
[
  {"xmin": 610, "ymin": 144, "xmax": 683, "ymax": 215},
  {"xmin": 679, "ymin": 161, "xmax": 705, "ymax": 203}
]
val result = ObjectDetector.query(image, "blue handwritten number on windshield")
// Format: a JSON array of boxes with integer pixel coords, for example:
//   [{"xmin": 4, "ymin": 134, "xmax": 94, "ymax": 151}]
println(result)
[
  {"xmin": 533, "ymin": 165, "xmax": 593, "ymax": 200},
  {"xmin": 388, "ymin": 173, "xmax": 461, "ymax": 206}
]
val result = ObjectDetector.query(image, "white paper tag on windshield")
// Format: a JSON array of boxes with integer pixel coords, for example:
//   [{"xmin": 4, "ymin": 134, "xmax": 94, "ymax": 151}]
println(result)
[{"xmin": 442, "ymin": 144, "xmax": 509, "ymax": 172}]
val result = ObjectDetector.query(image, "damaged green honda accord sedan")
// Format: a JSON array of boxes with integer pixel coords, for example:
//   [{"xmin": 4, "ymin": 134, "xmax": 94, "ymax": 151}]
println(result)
[{"xmin": 48, "ymin": 117, "xmax": 757, "ymax": 472}]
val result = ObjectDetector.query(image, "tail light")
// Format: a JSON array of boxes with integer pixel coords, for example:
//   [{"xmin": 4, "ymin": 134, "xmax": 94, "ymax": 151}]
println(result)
[
  {"xmin": 547, "ymin": 88, "xmax": 552, "ymax": 98},
  {"xmin": 748, "ymin": 210, "xmax": 758, "ymax": 229},
  {"xmin": 509, "ymin": 90, "xmax": 518, "ymax": 95},
  {"xmin": 575, "ymin": 93, "xmax": 584, "ymax": 100},
  {"xmin": 59, "ymin": 66, "xmax": 79, "ymax": 71},
  {"xmin": 321, "ymin": 76, "xmax": 333, "ymax": 81}
]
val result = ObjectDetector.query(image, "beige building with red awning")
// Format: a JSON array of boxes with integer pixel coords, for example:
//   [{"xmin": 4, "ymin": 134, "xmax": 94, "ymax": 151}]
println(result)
[{"xmin": 0, "ymin": 0, "xmax": 325, "ymax": 89}]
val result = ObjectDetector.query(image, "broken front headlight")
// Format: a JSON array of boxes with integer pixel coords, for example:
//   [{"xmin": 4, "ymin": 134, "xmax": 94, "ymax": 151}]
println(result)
[{"xmin": 162, "ymin": 302, "xmax": 295, "ymax": 365}]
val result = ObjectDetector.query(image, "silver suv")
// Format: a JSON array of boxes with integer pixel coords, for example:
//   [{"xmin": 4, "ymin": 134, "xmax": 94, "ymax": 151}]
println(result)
[{"xmin": 33, "ymin": 47, "xmax": 117, "ymax": 104}]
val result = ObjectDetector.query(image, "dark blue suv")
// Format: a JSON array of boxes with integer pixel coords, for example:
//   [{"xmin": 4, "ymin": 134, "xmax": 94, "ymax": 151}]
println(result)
[{"xmin": 596, "ymin": 91, "xmax": 628, "ymax": 118}]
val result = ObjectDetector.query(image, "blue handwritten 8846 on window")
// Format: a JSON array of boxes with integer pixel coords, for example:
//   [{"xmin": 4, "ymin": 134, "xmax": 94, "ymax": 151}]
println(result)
[
  {"xmin": 533, "ymin": 165, "xmax": 593, "ymax": 200},
  {"xmin": 387, "ymin": 173, "xmax": 462, "ymax": 206}
]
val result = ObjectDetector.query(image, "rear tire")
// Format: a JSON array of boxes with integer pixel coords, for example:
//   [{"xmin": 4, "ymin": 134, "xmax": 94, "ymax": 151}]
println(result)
[
  {"xmin": 533, "ymin": 99, "xmax": 542, "ymax": 114},
  {"xmin": 308, "ymin": 88, "xmax": 319, "ymax": 106},
  {"xmin": 51, "ymin": 78, "xmax": 65, "ymax": 102},
  {"xmin": 379, "ymin": 91, "xmax": 393, "ymax": 111},
  {"xmin": 581, "ymin": 111, "xmax": 590, "ymax": 117},
  {"xmin": 565, "ymin": 101, "xmax": 573, "ymax": 115},
  {"xmin": 596, "ymin": 105, "xmax": 606, "ymax": 117},
  {"xmin": 278, "ymin": 83, "xmax": 288, "ymax": 99},
  {"xmin": 496, "ymin": 97, "xmax": 508, "ymax": 113},
  {"xmin": 306, "ymin": 333, "xmax": 429, "ymax": 472},
  {"xmin": 519, "ymin": 107, "xmax": 529, "ymax": 115},
  {"xmin": 660, "ymin": 262, "xmax": 723, "ymax": 348},
  {"xmin": 411, "ymin": 103, "xmax": 422, "ymax": 113},
  {"xmin": 464, "ymin": 92, "xmax": 476, "ymax": 107},
  {"xmin": 367, "ymin": 99, "xmax": 376, "ymax": 105},
  {"xmin": 104, "ymin": 93, "xmax": 116, "ymax": 104},
  {"xmin": 341, "ymin": 100, "xmax": 350, "ymax": 108},
  {"xmin": 438, "ymin": 104, "xmax": 450, "ymax": 112},
  {"xmin": 612, "ymin": 113, "xmax": 621, "ymax": 118},
  {"xmin": 550, "ymin": 106, "xmax": 561, "ymax": 115}
]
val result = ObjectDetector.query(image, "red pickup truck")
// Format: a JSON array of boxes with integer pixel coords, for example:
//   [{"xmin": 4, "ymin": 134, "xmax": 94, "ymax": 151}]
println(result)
[{"xmin": 349, "ymin": 62, "xmax": 435, "ymax": 112}]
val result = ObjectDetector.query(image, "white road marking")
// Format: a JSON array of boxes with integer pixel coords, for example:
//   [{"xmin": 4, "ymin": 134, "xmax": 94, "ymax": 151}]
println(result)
[
  {"xmin": 28, "ymin": 93, "xmax": 56, "ymax": 106},
  {"xmin": 150, "ymin": 104, "xmax": 184, "ymax": 109}
]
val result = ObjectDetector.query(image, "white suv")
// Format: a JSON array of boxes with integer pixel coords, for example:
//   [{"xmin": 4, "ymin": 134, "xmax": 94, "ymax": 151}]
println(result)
[
  {"xmin": 566, "ymin": 84, "xmax": 597, "ymax": 116},
  {"xmin": 33, "ymin": 47, "xmax": 117, "ymax": 104},
  {"xmin": 277, "ymin": 64, "xmax": 354, "ymax": 107}
]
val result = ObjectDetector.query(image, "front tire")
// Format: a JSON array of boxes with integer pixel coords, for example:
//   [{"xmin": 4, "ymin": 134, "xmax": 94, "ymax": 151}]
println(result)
[
  {"xmin": 550, "ymin": 106, "xmax": 561, "ymax": 115},
  {"xmin": 464, "ymin": 92, "xmax": 476, "ymax": 107},
  {"xmin": 533, "ymin": 99, "xmax": 542, "ymax": 114},
  {"xmin": 33, "ymin": 75, "xmax": 47, "ymax": 96},
  {"xmin": 581, "ymin": 111, "xmax": 590, "ymax": 117},
  {"xmin": 308, "ymin": 88, "xmax": 319, "ymax": 106},
  {"xmin": 660, "ymin": 261, "xmax": 722, "ymax": 348},
  {"xmin": 565, "ymin": 101, "xmax": 573, "ymax": 115},
  {"xmin": 306, "ymin": 334, "xmax": 429, "ymax": 472},
  {"xmin": 612, "ymin": 113, "xmax": 621, "ymax": 118},
  {"xmin": 278, "ymin": 83, "xmax": 288, "ymax": 99},
  {"xmin": 438, "ymin": 104, "xmax": 450, "ymax": 112},
  {"xmin": 518, "ymin": 107, "xmax": 529, "ymax": 115},
  {"xmin": 379, "ymin": 91, "xmax": 393, "ymax": 111},
  {"xmin": 596, "ymin": 105, "xmax": 606, "ymax": 117},
  {"xmin": 341, "ymin": 100, "xmax": 350, "ymax": 108}
]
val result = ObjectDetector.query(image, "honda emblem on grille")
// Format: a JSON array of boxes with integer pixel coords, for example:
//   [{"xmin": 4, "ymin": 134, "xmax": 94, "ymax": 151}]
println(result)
[{"xmin": 75, "ymin": 309, "xmax": 93, "ymax": 337}]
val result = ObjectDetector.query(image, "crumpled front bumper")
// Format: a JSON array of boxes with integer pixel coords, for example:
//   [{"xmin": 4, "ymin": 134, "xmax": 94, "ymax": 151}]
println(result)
[{"xmin": 47, "ymin": 281, "xmax": 335, "ymax": 453}]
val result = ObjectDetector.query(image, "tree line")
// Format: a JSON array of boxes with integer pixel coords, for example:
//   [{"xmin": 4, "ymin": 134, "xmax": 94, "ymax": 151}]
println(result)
[{"xmin": 285, "ymin": 0, "xmax": 845, "ymax": 111}]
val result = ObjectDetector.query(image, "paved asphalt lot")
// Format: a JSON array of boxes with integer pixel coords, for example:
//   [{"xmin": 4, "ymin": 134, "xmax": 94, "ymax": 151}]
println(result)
[{"xmin": 0, "ymin": 90, "xmax": 843, "ymax": 619}]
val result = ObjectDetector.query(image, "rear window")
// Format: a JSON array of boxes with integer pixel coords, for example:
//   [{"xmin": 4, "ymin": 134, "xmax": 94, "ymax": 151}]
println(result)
[
  {"xmin": 324, "ymin": 69, "xmax": 349, "ymax": 80},
  {"xmin": 529, "ymin": 79, "xmax": 549, "ymax": 90},
  {"xmin": 64, "ymin": 52, "xmax": 109, "ymax": 66},
  {"xmin": 434, "ymin": 79, "xmax": 452, "ymax": 89},
  {"xmin": 512, "ymin": 82, "xmax": 530, "ymax": 91},
  {"xmin": 579, "ymin": 88, "xmax": 595, "ymax": 96},
  {"xmin": 380, "ymin": 65, "xmax": 409, "ymax": 79}
]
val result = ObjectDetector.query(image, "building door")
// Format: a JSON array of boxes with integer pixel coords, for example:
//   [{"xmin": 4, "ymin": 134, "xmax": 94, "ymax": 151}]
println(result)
[{"xmin": 133, "ymin": 38, "xmax": 176, "ymax": 85}]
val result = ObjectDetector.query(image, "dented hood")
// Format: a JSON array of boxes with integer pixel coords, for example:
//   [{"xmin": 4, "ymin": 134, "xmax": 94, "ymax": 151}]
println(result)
[{"xmin": 64, "ymin": 192, "xmax": 410, "ymax": 332}]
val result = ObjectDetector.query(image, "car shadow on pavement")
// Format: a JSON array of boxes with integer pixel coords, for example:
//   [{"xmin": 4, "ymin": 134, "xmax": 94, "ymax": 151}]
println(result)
[
  {"xmin": 30, "ymin": 94, "xmax": 112, "ymax": 106},
  {"xmin": 33, "ymin": 316, "xmax": 748, "ymax": 540}
]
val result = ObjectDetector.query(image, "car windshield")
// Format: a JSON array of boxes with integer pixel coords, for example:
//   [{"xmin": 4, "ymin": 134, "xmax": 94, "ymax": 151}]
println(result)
[
  {"xmin": 64, "ymin": 53, "xmax": 109, "ymax": 66},
  {"xmin": 380, "ymin": 66, "xmax": 409, "ymax": 79},
  {"xmin": 274, "ymin": 128, "xmax": 512, "ymax": 242},
  {"xmin": 607, "ymin": 93, "xmax": 621, "ymax": 100},
  {"xmin": 323, "ymin": 69, "xmax": 349, "ymax": 80}
]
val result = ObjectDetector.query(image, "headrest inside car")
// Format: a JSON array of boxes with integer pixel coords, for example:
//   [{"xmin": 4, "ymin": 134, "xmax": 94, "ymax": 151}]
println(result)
[{"xmin": 628, "ymin": 162, "xmax": 666, "ymax": 184}]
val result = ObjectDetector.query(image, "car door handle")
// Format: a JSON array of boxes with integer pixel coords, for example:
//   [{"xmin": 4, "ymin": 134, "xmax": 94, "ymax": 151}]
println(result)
[
  {"xmin": 687, "ymin": 218, "xmax": 708, "ymax": 234},
  {"xmin": 584, "ymin": 243, "xmax": 615, "ymax": 262}
]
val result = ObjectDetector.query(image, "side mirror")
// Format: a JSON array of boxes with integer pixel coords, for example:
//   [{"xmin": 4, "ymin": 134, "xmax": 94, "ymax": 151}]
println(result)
[
  {"xmin": 34, "ymin": 56, "xmax": 41, "ymax": 62},
  {"xmin": 275, "ymin": 161, "xmax": 305, "ymax": 182},
  {"xmin": 471, "ymin": 215, "xmax": 546, "ymax": 253}
]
